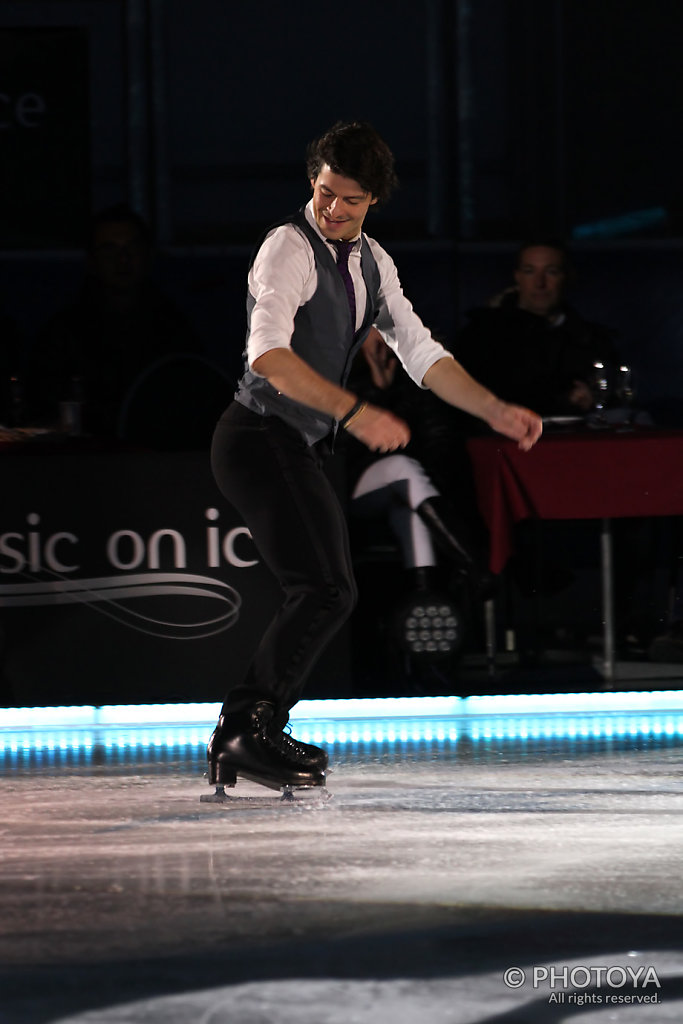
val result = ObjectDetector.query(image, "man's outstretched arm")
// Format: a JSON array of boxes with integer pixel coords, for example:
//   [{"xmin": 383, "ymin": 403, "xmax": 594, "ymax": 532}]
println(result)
[{"xmin": 422, "ymin": 356, "xmax": 543, "ymax": 451}]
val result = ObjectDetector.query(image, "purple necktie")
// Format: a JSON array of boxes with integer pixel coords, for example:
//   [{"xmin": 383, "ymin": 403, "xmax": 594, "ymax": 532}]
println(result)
[{"xmin": 333, "ymin": 239, "xmax": 356, "ymax": 329}]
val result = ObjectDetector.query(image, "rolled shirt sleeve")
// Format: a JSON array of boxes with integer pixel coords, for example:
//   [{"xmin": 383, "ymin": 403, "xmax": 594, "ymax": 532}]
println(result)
[
  {"xmin": 367, "ymin": 237, "xmax": 453, "ymax": 388},
  {"xmin": 246, "ymin": 225, "xmax": 317, "ymax": 370}
]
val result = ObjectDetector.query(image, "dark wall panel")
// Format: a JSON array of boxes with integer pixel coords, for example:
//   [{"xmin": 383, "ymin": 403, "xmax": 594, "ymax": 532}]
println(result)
[{"xmin": 1, "ymin": 28, "xmax": 90, "ymax": 247}]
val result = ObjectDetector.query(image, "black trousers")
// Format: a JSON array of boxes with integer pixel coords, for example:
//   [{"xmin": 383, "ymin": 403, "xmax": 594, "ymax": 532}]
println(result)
[{"xmin": 211, "ymin": 403, "xmax": 357, "ymax": 720}]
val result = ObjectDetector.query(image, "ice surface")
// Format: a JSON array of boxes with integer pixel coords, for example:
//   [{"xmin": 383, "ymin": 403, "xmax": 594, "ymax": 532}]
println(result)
[{"xmin": 1, "ymin": 725, "xmax": 682, "ymax": 1022}]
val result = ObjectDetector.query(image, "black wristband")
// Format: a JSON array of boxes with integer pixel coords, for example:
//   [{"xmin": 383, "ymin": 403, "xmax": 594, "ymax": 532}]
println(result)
[{"xmin": 339, "ymin": 400, "xmax": 366, "ymax": 430}]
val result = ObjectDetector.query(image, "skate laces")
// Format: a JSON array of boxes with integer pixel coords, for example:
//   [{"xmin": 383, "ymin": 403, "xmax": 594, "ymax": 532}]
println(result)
[
  {"xmin": 255, "ymin": 717, "xmax": 308, "ymax": 762},
  {"xmin": 268, "ymin": 729, "xmax": 311, "ymax": 762},
  {"xmin": 252, "ymin": 706, "xmax": 320, "ymax": 763}
]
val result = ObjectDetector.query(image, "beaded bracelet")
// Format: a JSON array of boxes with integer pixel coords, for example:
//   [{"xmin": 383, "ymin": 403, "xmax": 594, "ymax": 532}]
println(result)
[{"xmin": 339, "ymin": 400, "xmax": 368, "ymax": 430}]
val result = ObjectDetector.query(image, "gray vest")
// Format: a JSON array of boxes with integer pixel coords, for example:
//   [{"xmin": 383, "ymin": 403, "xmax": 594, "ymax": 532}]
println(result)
[{"xmin": 235, "ymin": 210, "xmax": 381, "ymax": 445}]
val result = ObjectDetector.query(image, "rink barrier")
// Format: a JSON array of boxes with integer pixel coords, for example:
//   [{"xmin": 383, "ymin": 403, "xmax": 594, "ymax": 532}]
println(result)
[{"xmin": 0, "ymin": 692, "xmax": 682, "ymax": 766}]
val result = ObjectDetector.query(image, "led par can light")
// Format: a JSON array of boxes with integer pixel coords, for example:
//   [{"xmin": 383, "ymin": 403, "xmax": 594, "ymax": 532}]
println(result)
[{"xmin": 394, "ymin": 591, "xmax": 464, "ymax": 659}]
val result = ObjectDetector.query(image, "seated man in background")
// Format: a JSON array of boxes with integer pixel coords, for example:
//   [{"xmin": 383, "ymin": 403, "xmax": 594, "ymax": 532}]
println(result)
[
  {"xmin": 453, "ymin": 239, "xmax": 657, "ymax": 652},
  {"xmin": 27, "ymin": 204, "xmax": 204, "ymax": 442},
  {"xmin": 453, "ymin": 239, "xmax": 621, "ymax": 419}
]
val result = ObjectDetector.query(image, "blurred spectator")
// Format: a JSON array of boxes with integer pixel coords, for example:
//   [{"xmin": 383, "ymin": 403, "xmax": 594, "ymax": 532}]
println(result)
[
  {"xmin": 26, "ymin": 204, "xmax": 205, "ymax": 441},
  {"xmin": 454, "ymin": 240, "xmax": 661, "ymax": 651},
  {"xmin": 453, "ymin": 239, "xmax": 622, "ymax": 420}
]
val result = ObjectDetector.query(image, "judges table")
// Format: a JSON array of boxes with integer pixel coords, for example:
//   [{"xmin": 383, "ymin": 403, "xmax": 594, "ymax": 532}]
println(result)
[{"xmin": 467, "ymin": 427, "xmax": 683, "ymax": 681}]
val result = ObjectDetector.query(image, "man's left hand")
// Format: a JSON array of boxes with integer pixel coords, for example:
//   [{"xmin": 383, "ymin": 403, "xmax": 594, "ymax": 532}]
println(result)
[{"xmin": 488, "ymin": 401, "xmax": 543, "ymax": 451}]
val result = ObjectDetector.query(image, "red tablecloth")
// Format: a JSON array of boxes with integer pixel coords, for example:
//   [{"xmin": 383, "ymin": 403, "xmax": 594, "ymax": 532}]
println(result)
[{"xmin": 467, "ymin": 428, "xmax": 683, "ymax": 574}]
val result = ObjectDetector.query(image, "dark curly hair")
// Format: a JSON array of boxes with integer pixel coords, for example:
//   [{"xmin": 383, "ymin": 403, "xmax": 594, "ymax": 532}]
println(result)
[{"xmin": 306, "ymin": 121, "xmax": 399, "ymax": 206}]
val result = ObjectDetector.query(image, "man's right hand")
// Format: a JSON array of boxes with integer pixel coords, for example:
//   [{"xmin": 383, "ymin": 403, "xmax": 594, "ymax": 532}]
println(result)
[
  {"xmin": 361, "ymin": 327, "xmax": 396, "ymax": 389},
  {"xmin": 345, "ymin": 403, "xmax": 411, "ymax": 453},
  {"xmin": 568, "ymin": 379, "xmax": 594, "ymax": 412}
]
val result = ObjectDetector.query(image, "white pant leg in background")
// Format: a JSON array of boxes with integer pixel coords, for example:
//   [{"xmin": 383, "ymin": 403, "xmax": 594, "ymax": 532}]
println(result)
[{"xmin": 351, "ymin": 454, "xmax": 440, "ymax": 569}]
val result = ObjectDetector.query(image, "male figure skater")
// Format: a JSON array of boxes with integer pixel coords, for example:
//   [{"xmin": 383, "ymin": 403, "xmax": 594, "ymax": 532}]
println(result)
[{"xmin": 208, "ymin": 121, "xmax": 542, "ymax": 794}]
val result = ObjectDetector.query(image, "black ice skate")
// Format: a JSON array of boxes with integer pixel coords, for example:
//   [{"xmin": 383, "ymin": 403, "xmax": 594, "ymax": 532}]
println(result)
[
  {"xmin": 202, "ymin": 701, "xmax": 328, "ymax": 804},
  {"xmin": 271, "ymin": 709, "xmax": 329, "ymax": 770}
]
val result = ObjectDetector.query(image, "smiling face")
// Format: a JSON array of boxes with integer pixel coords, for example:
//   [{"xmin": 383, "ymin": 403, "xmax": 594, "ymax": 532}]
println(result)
[{"xmin": 310, "ymin": 164, "xmax": 378, "ymax": 241}]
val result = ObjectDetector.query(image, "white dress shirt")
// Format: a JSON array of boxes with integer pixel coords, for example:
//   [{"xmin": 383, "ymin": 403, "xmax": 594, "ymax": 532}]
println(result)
[{"xmin": 246, "ymin": 200, "xmax": 452, "ymax": 388}]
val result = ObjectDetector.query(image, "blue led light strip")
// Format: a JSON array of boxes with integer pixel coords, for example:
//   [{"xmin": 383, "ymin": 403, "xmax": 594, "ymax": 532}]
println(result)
[
  {"xmin": 1, "ymin": 692, "xmax": 683, "ymax": 754},
  {"xmin": 1, "ymin": 691, "xmax": 683, "ymax": 730}
]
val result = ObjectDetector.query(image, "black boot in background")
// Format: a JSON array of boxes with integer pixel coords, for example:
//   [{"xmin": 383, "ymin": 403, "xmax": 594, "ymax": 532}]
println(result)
[
  {"xmin": 417, "ymin": 498, "xmax": 474, "ymax": 572},
  {"xmin": 417, "ymin": 497, "xmax": 496, "ymax": 600}
]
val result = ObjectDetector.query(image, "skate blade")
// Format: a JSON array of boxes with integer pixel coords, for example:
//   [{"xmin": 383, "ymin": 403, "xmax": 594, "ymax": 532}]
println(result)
[
  {"xmin": 200, "ymin": 785, "xmax": 235, "ymax": 804},
  {"xmin": 200, "ymin": 781, "xmax": 330, "ymax": 806},
  {"xmin": 281, "ymin": 784, "xmax": 332, "ymax": 804}
]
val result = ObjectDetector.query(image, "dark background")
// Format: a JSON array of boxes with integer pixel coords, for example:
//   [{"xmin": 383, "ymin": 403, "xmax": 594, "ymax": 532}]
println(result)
[
  {"xmin": 1, "ymin": 0, "xmax": 682, "ymax": 406},
  {"xmin": 1, "ymin": 1, "xmax": 682, "ymax": 704}
]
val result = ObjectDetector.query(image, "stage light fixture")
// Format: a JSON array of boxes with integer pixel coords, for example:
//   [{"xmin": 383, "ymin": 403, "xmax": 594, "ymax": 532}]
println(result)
[{"xmin": 394, "ymin": 591, "xmax": 463, "ymax": 658}]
